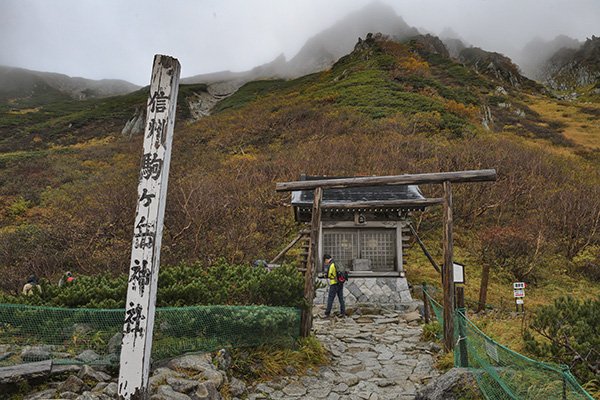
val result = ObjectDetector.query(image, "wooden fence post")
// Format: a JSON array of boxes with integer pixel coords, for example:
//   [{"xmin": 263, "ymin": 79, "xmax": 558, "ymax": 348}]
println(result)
[
  {"xmin": 442, "ymin": 181, "xmax": 455, "ymax": 352},
  {"xmin": 300, "ymin": 187, "xmax": 322, "ymax": 337},
  {"xmin": 118, "ymin": 54, "xmax": 180, "ymax": 400}
]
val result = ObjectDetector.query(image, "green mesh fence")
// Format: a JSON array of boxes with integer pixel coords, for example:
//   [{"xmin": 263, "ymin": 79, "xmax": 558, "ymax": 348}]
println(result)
[
  {"xmin": 0, "ymin": 303, "xmax": 300, "ymax": 367},
  {"xmin": 423, "ymin": 288, "xmax": 594, "ymax": 400}
]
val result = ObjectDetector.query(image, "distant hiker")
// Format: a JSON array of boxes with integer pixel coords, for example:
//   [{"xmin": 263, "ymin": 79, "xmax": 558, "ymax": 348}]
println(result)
[
  {"xmin": 58, "ymin": 271, "xmax": 75, "ymax": 287},
  {"xmin": 22, "ymin": 274, "xmax": 41, "ymax": 296},
  {"xmin": 324, "ymin": 254, "xmax": 346, "ymax": 318}
]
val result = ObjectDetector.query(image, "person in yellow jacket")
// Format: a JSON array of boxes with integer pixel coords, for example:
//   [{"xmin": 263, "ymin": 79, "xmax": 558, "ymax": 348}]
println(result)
[{"xmin": 324, "ymin": 254, "xmax": 345, "ymax": 318}]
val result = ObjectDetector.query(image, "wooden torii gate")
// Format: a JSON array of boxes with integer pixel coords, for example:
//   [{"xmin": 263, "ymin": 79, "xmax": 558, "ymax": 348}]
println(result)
[{"xmin": 276, "ymin": 169, "xmax": 497, "ymax": 351}]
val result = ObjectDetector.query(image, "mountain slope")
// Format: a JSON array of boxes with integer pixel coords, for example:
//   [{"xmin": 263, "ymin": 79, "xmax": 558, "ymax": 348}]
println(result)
[
  {"xmin": 0, "ymin": 65, "xmax": 139, "ymax": 101},
  {"xmin": 0, "ymin": 34, "xmax": 598, "ymax": 339}
]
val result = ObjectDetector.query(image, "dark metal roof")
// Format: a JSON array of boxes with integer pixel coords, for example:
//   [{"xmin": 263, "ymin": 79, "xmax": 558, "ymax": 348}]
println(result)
[{"xmin": 291, "ymin": 175, "xmax": 425, "ymax": 206}]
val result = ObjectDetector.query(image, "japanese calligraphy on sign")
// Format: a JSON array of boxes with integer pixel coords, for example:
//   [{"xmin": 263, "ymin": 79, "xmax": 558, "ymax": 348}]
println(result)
[
  {"xmin": 139, "ymin": 188, "xmax": 155, "ymax": 207},
  {"xmin": 148, "ymin": 90, "xmax": 169, "ymax": 113},
  {"xmin": 129, "ymin": 260, "xmax": 151, "ymax": 297},
  {"xmin": 147, "ymin": 118, "xmax": 168, "ymax": 148},
  {"xmin": 124, "ymin": 302, "xmax": 146, "ymax": 338},
  {"xmin": 134, "ymin": 216, "xmax": 155, "ymax": 249},
  {"xmin": 141, "ymin": 152, "xmax": 163, "ymax": 180}
]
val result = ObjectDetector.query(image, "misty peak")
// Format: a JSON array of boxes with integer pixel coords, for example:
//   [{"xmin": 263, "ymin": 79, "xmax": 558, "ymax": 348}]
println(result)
[{"xmin": 285, "ymin": 1, "xmax": 418, "ymax": 77}]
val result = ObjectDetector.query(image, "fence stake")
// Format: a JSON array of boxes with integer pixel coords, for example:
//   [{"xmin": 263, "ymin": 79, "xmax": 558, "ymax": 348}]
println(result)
[
  {"xmin": 422, "ymin": 282, "xmax": 430, "ymax": 323},
  {"xmin": 456, "ymin": 286, "xmax": 468, "ymax": 367}
]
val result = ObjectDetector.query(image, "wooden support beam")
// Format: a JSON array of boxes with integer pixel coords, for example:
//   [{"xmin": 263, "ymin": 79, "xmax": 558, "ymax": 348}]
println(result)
[
  {"xmin": 320, "ymin": 198, "xmax": 443, "ymax": 209},
  {"xmin": 300, "ymin": 187, "xmax": 322, "ymax": 337},
  {"xmin": 408, "ymin": 223, "xmax": 441, "ymax": 274},
  {"xmin": 276, "ymin": 169, "xmax": 497, "ymax": 192},
  {"xmin": 269, "ymin": 233, "xmax": 306, "ymax": 264},
  {"xmin": 442, "ymin": 181, "xmax": 455, "ymax": 352}
]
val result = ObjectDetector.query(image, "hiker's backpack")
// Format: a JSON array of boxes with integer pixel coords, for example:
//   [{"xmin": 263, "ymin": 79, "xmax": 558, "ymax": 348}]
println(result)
[{"xmin": 335, "ymin": 262, "xmax": 349, "ymax": 283}]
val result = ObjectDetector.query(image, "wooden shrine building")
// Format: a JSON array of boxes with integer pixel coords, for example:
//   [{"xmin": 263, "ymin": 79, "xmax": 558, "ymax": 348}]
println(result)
[
  {"xmin": 276, "ymin": 169, "xmax": 496, "ymax": 349},
  {"xmin": 291, "ymin": 175, "xmax": 437, "ymax": 308}
]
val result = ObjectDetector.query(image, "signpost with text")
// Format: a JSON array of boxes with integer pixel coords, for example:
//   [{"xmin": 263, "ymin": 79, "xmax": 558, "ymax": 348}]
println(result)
[{"xmin": 118, "ymin": 54, "xmax": 180, "ymax": 400}]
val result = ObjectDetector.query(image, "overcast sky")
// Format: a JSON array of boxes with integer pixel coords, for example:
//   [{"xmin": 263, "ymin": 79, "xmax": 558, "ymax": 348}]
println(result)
[{"xmin": 1, "ymin": 0, "xmax": 598, "ymax": 85}]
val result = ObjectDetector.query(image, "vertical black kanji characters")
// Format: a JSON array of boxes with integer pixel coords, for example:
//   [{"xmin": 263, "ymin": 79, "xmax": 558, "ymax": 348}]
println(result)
[
  {"xmin": 134, "ymin": 216, "xmax": 155, "ymax": 249},
  {"xmin": 129, "ymin": 259, "xmax": 151, "ymax": 296},
  {"xmin": 124, "ymin": 302, "xmax": 146, "ymax": 338},
  {"xmin": 141, "ymin": 153, "xmax": 163, "ymax": 180},
  {"xmin": 148, "ymin": 90, "xmax": 169, "ymax": 113},
  {"xmin": 147, "ymin": 118, "xmax": 168, "ymax": 148},
  {"xmin": 139, "ymin": 188, "xmax": 155, "ymax": 207}
]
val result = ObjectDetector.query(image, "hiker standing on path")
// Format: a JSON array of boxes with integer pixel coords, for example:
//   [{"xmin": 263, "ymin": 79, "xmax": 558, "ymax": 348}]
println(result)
[{"xmin": 324, "ymin": 254, "xmax": 345, "ymax": 318}]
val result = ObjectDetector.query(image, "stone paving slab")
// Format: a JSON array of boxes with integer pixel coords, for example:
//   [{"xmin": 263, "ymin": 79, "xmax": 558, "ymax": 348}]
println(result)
[{"xmin": 247, "ymin": 307, "xmax": 440, "ymax": 399}]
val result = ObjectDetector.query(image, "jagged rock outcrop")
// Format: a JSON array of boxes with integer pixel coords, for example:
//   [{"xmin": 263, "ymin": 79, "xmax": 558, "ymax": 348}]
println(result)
[
  {"xmin": 542, "ymin": 36, "xmax": 600, "ymax": 91},
  {"xmin": 121, "ymin": 106, "xmax": 145, "ymax": 138},
  {"xmin": 459, "ymin": 47, "xmax": 537, "ymax": 89},
  {"xmin": 517, "ymin": 35, "xmax": 581, "ymax": 81},
  {"xmin": 411, "ymin": 34, "xmax": 451, "ymax": 58}
]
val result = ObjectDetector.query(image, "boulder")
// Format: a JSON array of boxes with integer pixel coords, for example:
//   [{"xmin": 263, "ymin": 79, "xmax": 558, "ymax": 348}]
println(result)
[
  {"xmin": 191, "ymin": 381, "xmax": 221, "ymax": 400},
  {"xmin": 168, "ymin": 353, "xmax": 214, "ymax": 374},
  {"xmin": 76, "ymin": 350, "xmax": 101, "ymax": 364},
  {"xmin": 92, "ymin": 382, "xmax": 109, "ymax": 392},
  {"xmin": 151, "ymin": 385, "xmax": 192, "ymax": 400},
  {"xmin": 402, "ymin": 310, "xmax": 422, "ymax": 323},
  {"xmin": 107, "ymin": 333, "xmax": 122, "ymax": 355},
  {"xmin": 198, "ymin": 369, "xmax": 225, "ymax": 388},
  {"xmin": 149, "ymin": 367, "xmax": 183, "ymax": 388},
  {"xmin": 58, "ymin": 375, "xmax": 89, "ymax": 394},
  {"xmin": 229, "ymin": 377, "xmax": 247, "ymax": 397},
  {"xmin": 24, "ymin": 388, "xmax": 57, "ymax": 400},
  {"xmin": 103, "ymin": 382, "xmax": 118, "ymax": 397},
  {"xmin": 60, "ymin": 391, "xmax": 79, "ymax": 399},
  {"xmin": 75, "ymin": 391, "xmax": 112, "ymax": 400},
  {"xmin": 78, "ymin": 365, "xmax": 111, "ymax": 382},
  {"xmin": 166, "ymin": 376, "xmax": 200, "ymax": 393},
  {"xmin": 415, "ymin": 368, "xmax": 476, "ymax": 400},
  {"xmin": 21, "ymin": 346, "xmax": 51, "ymax": 362}
]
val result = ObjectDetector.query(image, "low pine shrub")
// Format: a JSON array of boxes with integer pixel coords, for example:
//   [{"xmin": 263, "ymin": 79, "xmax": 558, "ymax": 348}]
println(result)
[{"xmin": 0, "ymin": 260, "xmax": 304, "ymax": 309}]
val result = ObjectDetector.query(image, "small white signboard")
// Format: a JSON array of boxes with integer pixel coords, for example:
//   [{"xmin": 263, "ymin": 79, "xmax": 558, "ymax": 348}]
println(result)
[
  {"xmin": 485, "ymin": 340, "xmax": 499, "ymax": 363},
  {"xmin": 513, "ymin": 289, "xmax": 525, "ymax": 298},
  {"xmin": 453, "ymin": 262, "xmax": 465, "ymax": 284},
  {"xmin": 516, "ymin": 299, "xmax": 524, "ymax": 305},
  {"xmin": 513, "ymin": 282, "xmax": 526, "ymax": 289}
]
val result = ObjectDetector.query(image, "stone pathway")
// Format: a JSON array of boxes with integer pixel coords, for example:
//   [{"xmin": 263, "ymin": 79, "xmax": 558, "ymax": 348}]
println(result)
[{"xmin": 247, "ymin": 307, "xmax": 440, "ymax": 400}]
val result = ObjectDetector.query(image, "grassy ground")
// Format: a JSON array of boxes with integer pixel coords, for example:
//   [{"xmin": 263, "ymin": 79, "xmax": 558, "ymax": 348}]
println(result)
[
  {"xmin": 526, "ymin": 95, "xmax": 600, "ymax": 150},
  {"xmin": 405, "ymin": 235, "xmax": 600, "ymax": 354}
]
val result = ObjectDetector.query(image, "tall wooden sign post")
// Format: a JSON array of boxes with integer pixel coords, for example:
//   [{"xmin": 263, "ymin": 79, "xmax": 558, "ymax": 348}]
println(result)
[{"xmin": 118, "ymin": 55, "xmax": 180, "ymax": 400}]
